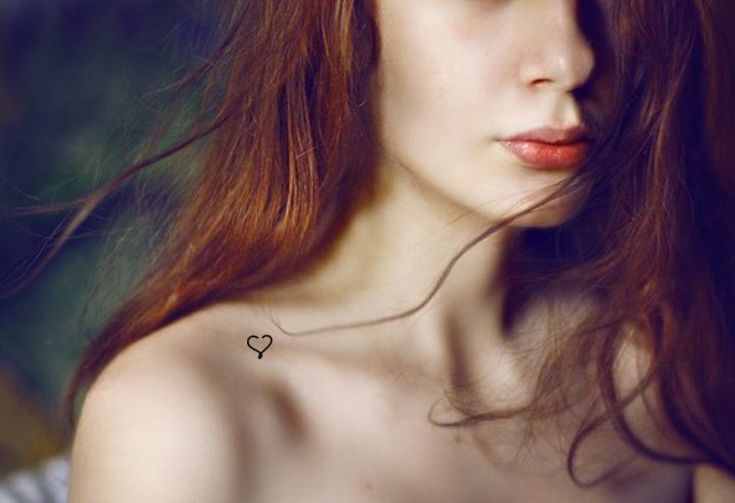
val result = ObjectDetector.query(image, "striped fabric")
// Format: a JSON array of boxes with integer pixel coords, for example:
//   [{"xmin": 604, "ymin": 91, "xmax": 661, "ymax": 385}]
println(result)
[{"xmin": 0, "ymin": 455, "xmax": 69, "ymax": 503}]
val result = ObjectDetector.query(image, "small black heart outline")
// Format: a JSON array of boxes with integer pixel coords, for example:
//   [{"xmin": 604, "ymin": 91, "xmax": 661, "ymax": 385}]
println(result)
[{"xmin": 246, "ymin": 334, "xmax": 272, "ymax": 359}]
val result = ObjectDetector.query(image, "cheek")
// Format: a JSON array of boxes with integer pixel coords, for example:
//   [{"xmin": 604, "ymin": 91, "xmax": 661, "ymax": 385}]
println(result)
[
  {"xmin": 375, "ymin": 43, "xmax": 487, "ymax": 161},
  {"xmin": 377, "ymin": 31, "xmax": 457, "ymax": 118},
  {"xmin": 374, "ymin": 6, "xmax": 512, "ymax": 148}
]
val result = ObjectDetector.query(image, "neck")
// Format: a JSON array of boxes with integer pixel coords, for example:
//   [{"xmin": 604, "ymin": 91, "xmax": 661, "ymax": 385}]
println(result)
[{"xmin": 254, "ymin": 158, "xmax": 522, "ymax": 391}]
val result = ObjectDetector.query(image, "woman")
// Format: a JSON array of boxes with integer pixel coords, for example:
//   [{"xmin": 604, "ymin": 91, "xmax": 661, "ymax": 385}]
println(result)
[{"xmin": 38, "ymin": 0, "xmax": 735, "ymax": 501}]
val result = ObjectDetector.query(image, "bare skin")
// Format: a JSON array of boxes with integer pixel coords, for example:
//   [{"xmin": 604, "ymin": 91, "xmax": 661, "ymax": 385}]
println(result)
[
  {"xmin": 69, "ymin": 289, "xmax": 714, "ymax": 502},
  {"xmin": 68, "ymin": 0, "xmax": 733, "ymax": 501}
]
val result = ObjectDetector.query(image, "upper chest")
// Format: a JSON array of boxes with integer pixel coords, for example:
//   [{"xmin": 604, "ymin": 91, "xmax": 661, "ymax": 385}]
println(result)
[
  {"xmin": 240, "ymin": 345, "xmax": 693, "ymax": 503},
  {"xmin": 190, "ymin": 301, "xmax": 694, "ymax": 502}
]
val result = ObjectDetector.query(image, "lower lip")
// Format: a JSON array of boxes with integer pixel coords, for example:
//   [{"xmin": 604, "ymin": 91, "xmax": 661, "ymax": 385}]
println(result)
[{"xmin": 499, "ymin": 140, "xmax": 592, "ymax": 170}]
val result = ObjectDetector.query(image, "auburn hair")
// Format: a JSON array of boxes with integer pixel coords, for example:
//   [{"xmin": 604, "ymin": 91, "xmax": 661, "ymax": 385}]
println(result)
[{"xmin": 4, "ymin": 0, "xmax": 734, "ymax": 488}]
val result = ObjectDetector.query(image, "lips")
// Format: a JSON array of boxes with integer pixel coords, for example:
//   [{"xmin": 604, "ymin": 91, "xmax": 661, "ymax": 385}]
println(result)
[{"xmin": 499, "ymin": 139, "xmax": 592, "ymax": 170}]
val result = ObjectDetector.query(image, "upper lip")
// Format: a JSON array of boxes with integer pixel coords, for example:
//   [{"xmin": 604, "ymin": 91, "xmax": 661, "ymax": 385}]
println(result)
[{"xmin": 502, "ymin": 125, "xmax": 593, "ymax": 145}]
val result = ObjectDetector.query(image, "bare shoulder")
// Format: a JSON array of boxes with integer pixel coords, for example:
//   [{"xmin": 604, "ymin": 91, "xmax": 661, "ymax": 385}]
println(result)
[
  {"xmin": 67, "ymin": 302, "xmax": 290, "ymax": 503},
  {"xmin": 693, "ymin": 464, "xmax": 735, "ymax": 502}
]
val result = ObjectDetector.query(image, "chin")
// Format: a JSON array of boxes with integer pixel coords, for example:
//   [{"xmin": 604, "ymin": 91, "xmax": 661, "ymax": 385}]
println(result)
[
  {"xmin": 505, "ymin": 191, "xmax": 587, "ymax": 229},
  {"xmin": 510, "ymin": 177, "xmax": 591, "ymax": 228}
]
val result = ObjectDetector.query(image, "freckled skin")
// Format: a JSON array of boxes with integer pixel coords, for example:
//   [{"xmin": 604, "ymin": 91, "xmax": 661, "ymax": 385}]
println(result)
[
  {"xmin": 67, "ymin": 2, "xmax": 703, "ymax": 502},
  {"xmin": 230, "ymin": 2, "xmax": 690, "ymax": 499},
  {"xmin": 371, "ymin": 0, "xmax": 614, "ymax": 228}
]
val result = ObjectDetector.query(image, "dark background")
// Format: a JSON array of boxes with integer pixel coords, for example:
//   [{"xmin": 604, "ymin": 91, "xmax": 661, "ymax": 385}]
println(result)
[{"xmin": 0, "ymin": 0, "xmax": 215, "ymax": 476}]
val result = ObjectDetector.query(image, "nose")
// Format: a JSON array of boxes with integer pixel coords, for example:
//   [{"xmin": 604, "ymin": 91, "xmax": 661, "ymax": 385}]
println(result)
[{"xmin": 518, "ymin": 0, "xmax": 595, "ymax": 92}]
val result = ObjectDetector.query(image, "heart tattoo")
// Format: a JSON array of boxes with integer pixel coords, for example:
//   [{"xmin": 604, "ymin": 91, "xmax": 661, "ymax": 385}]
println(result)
[{"xmin": 246, "ymin": 334, "xmax": 273, "ymax": 359}]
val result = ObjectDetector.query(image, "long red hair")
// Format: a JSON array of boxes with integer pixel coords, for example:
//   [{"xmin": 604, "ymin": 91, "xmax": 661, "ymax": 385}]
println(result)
[{"xmin": 3, "ymin": 0, "xmax": 734, "ymax": 487}]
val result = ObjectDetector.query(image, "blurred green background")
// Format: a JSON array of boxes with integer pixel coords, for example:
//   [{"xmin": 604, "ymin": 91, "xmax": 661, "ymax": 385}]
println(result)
[{"xmin": 0, "ymin": 0, "xmax": 215, "ymax": 476}]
